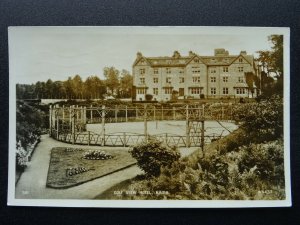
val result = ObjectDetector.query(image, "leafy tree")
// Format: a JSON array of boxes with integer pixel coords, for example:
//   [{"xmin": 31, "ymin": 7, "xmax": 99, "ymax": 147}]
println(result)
[
  {"xmin": 119, "ymin": 70, "xmax": 133, "ymax": 98},
  {"xmin": 72, "ymin": 75, "xmax": 84, "ymax": 99},
  {"xmin": 104, "ymin": 67, "xmax": 120, "ymax": 96},
  {"xmin": 256, "ymin": 35, "xmax": 283, "ymax": 97}
]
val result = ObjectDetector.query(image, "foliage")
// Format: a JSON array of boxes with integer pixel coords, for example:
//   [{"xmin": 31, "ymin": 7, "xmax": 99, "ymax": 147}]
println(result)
[
  {"xmin": 16, "ymin": 101, "xmax": 45, "ymax": 171},
  {"xmin": 145, "ymin": 94, "xmax": 153, "ymax": 101},
  {"xmin": 16, "ymin": 71, "xmax": 133, "ymax": 100},
  {"xmin": 104, "ymin": 67, "xmax": 120, "ymax": 96},
  {"xmin": 122, "ymin": 138, "xmax": 285, "ymax": 200},
  {"xmin": 233, "ymin": 96, "xmax": 283, "ymax": 142},
  {"xmin": 129, "ymin": 140, "xmax": 181, "ymax": 177},
  {"xmin": 256, "ymin": 35, "xmax": 283, "ymax": 97}
]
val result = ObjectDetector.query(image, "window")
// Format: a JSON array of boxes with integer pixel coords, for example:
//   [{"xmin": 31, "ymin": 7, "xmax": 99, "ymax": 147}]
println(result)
[
  {"xmin": 210, "ymin": 68, "xmax": 217, "ymax": 73},
  {"xmin": 153, "ymin": 88, "xmax": 158, "ymax": 95},
  {"xmin": 223, "ymin": 76, "xmax": 228, "ymax": 82},
  {"xmin": 190, "ymin": 87, "xmax": 201, "ymax": 94},
  {"xmin": 137, "ymin": 89, "xmax": 146, "ymax": 94},
  {"xmin": 238, "ymin": 67, "xmax": 244, "ymax": 72},
  {"xmin": 192, "ymin": 67, "xmax": 201, "ymax": 74},
  {"xmin": 179, "ymin": 77, "xmax": 184, "ymax": 83},
  {"xmin": 192, "ymin": 76, "xmax": 201, "ymax": 83},
  {"xmin": 194, "ymin": 59, "xmax": 199, "ymax": 63},
  {"xmin": 140, "ymin": 68, "xmax": 145, "ymax": 75},
  {"xmin": 164, "ymin": 88, "xmax": 172, "ymax": 94},
  {"xmin": 179, "ymin": 69, "xmax": 184, "ymax": 74},
  {"xmin": 223, "ymin": 67, "xmax": 229, "ymax": 72},
  {"xmin": 239, "ymin": 58, "xmax": 243, "ymax": 62},
  {"xmin": 210, "ymin": 77, "xmax": 216, "ymax": 82},
  {"xmin": 210, "ymin": 88, "xmax": 216, "ymax": 95},
  {"xmin": 140, "ymin": 77, "xmax": 145, "ymax": 84},
  {"xmin": 166, "ymin": 68, "xmax": 171, "ymax": 74},
  {"xmin": 223, "ymin": 87, "xmax": 229, "ymax": 95},
  {"xmin": 153, "ymin": 77, "xmax": 158, "ymax": 83},
  {"xmin": 166, "ymin": 77, "xmax": 171, "ymax": 83},
  {"xmin": 236, "ymin": 88, "xmax": 245, "ymax": 94},
  {"xmin": 153, "ymin": 69, "xmax": 158, "ymax": 74},
  {"xmin": 238, "ymin": 77, "xmax": 244, "ymax": 83}
]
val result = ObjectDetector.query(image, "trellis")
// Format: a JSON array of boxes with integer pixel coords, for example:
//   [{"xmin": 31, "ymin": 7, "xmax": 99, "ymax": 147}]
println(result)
[{"xmin": 49, "ymin": 103, "xmax": 232, "ymax": 148}]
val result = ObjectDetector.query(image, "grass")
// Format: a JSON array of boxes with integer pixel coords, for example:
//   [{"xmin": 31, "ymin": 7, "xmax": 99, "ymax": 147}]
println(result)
[{"xmin": 46, "ymin": 147, "xmax": 136, "ymax": 188}]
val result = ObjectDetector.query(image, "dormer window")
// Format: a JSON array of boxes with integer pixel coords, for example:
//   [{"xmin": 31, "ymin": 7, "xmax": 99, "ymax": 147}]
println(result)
[
  {"xmin": 239, "ymin": 58, "xmax": 243, "ymax": 62},
  {"xmin": 194, "ymin": 59, "xmax": 199, "ymax": 63}
]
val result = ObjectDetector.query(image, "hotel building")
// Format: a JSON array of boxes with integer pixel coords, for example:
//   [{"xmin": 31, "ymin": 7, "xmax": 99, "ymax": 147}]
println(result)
[{"xmin": 132, "ymin": 49, "xmax": 259, "ymax": 101}]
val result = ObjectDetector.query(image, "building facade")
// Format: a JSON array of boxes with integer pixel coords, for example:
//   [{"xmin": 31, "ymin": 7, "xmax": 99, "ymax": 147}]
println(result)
[{"xmin": 132, "ymin": 49, "xmax": 259, "ymax": 101}]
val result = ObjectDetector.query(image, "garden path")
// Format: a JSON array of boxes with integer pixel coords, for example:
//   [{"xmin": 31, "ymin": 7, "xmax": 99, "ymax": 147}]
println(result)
[{"xmin": 15, "ymin": 135, "xmax": 198, "ymax": 199}]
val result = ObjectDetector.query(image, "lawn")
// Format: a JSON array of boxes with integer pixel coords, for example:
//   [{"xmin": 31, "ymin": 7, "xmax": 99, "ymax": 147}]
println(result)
[{"xmin": 46, "ymin": 147, "xmax": 136, "ymax": 188}]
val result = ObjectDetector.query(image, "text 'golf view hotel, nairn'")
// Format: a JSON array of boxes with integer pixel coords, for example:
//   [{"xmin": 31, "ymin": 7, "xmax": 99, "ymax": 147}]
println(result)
[{"xmin": 132, "ymin": 49, "xmax": 260, "ymax": 101}]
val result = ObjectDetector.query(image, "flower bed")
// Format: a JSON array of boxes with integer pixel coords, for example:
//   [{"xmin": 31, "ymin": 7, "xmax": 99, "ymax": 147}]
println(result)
[
  {"xmin": 83, "ymin": 150, "xmax": 113, "ymax": 160},
  {"xmin": 46, "ymin": 147, "xmax": 136, "ymax": 188}
]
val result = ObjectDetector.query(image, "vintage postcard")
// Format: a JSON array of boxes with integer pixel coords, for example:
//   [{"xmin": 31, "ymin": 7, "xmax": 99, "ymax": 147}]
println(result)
[{"xmin": 8, "ymin": 26, "xmax": 291, "ymax": 207}]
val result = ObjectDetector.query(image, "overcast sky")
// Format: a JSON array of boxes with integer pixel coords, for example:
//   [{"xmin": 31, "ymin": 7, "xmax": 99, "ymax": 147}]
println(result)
[{"xmin": 9, "ymin": 26, "xmax": 286, "ymax": 84}]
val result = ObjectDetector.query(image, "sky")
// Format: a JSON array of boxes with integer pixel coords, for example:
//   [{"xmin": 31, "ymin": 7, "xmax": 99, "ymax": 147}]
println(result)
[{"xmin": 8, "ymin": 26, "xmax": 287, "ymax": 84}]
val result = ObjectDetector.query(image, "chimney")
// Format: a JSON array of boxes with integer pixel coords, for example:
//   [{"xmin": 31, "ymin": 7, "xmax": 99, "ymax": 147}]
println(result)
[
  {"xmin": 137, "ymin": 52, "xmax": 142, "ymax": 58},
  {"xmin": 214, "ymin": 48, "xmax": 229, "ymax": 56},
  {"xmin": 240, "ymin": 51, "xmax": 247, "ymax": 55},
  {"xmin": 189, "ymin": 51, "xmax": 195, "ymax": 57},
  {"xmin": 173, "ymin": 50, "xmax": 181, "ymax": 58}
]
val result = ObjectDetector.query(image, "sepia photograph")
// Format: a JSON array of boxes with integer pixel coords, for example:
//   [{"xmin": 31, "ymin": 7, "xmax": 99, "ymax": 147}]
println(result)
[{"xmin": 8, "ymin": 26, "xmax": 291, "ymax": 207}]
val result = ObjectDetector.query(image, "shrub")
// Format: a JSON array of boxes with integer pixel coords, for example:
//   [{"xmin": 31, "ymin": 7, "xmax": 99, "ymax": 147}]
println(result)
[
  {"xmin": 145, "ymin": 94, "xmax": 153, "ymax": 101},
  {"xmin": 236, "ymin": 140, "xmax": 284, "ymax": 185},
  {"xmin": 232, "ymin": 95, "xmax": 283, "ymax": 142},
  {"xmin": 129, "ymin": 140, "xmax": 181, "ymax": 177}
]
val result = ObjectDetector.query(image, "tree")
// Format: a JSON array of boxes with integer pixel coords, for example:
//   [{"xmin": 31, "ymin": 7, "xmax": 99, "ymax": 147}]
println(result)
[
  {"xmin": 84, "ymin": 75, "xmax": 106, "ymax": 99},
  {"xmin": 103, "ymin": 67, "xmax": 120, "ymax": 96},
  {"xmin": 72, "ymin": 75, "xmax": 84, "ymax": 99},
  {"xmin": 64, "ymin": 77, "xmax": 74, "ymax": 99},
  {"xmin": 119, "ymin": 70, "xmax": 133, "ymax": 98},
  {"xmin": 245, "ymin": 72, "xmax": 260, "ymax": 97},
  {"xmin": 256, "ymin": 35, "xmax": 284, "ymax": 97}
]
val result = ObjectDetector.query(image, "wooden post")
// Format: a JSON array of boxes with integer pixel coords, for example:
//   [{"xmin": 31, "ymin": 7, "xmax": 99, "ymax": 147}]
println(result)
[
  {"xmin": 185, "ymin": 105, "xmax": 190, "ymax": 147},
  {"xmin": 161, "ymin": 105, "xmax": 164, "ymax": 120},
  {"xmin": 102, "ymin": 105, "xmax": 105, "ymax": 146},
  {"xmin": 125, "ymin": 106, "xmax": 128, "ymax": 122},
  {"xmin": 135, "ymin": 106, "xmax": 138, "ymax": 120},
  {"xmin": 90, "ymin": 104, "xmax": 93, "ymax": 123},
  {"xmin": 221, "ymin": 106, "xmax": 224, "ymax": 120},
  {"xmin": 69, "ymin": 106, "xmax": 72, "ymax": 131},
  {"xmin": 153, "ymin": 106, "xmax": 156, "ymax": 121},
  {"xmin": 72, "ymin": 108, "xmax": 75, "ymax": 145},
  {"xmin": 84, "ymin": 106, "xmax": 87, "ymax": 124},
  {"xmin": 81, "ymin": 106, "xmax": 84, "ymax": 124},
  {"xmin": 144, "ymin": 104, "xmax": 148, "ymax": 141},
  {"xmin": 76, "ymin": 105, "xmax": 79, "ymax": 120},
  {"xmin": 62, "ymin": 105, "xmax": 65, "ymax": 122},
  {"xmin": 115, "ymin": 105, "xmax": 118, "ymax": 122},
  {"xmin": 123, "ymin": 132, "xmax": 126, "ymax": 147},
  {"xmin": 49, "ymin": 105, "xmax": 52, "ymax": 136},
  {"xmin": 88, "ymin": 131, "xmax": 90, "ymax": 146},
  {"xmin": 56, "ymin": 111, "xmax": 59, "ymax": 140},
  {"xmin": 201, "ymin": 120, "xmax": 205, "ymax": 157},
  {"xmin": 202, "ymin": 104, "xmax": 205, "ymax": 118},
  {"xmin": 173, "ymin": 106, "xmax": 176, "ymax": 120}
]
